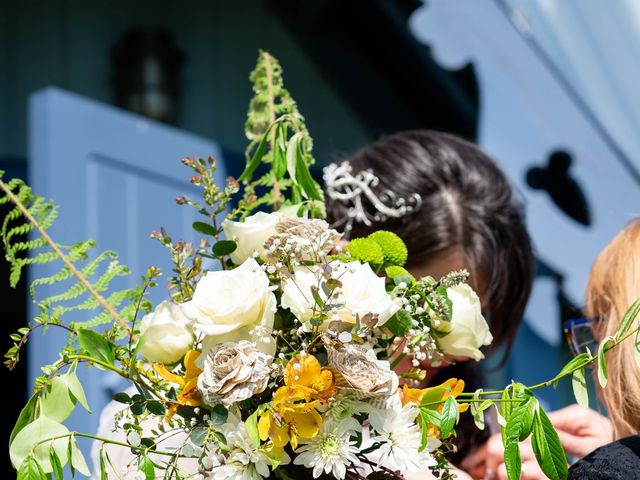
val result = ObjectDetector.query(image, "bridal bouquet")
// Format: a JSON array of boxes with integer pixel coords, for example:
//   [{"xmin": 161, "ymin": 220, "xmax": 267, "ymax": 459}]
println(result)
[{"xmin": 6, "ymin": 51, "xmax": 637, "ymax": 480}]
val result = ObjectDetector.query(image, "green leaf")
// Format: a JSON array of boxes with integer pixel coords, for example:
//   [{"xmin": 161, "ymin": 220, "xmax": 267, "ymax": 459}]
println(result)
[
  {"xmin": 286, "ymin": 132, "xmax": 303, "ymax": 185},
  {"xmin": 112, "ymin": 392, "xmax": 132, "ymax": 404},
  {"xmin": 572, "ymin": 367, "xmax": 589, "ymax": 409},
  {"xmin": 192, "ymin": 221, "xmax": 216, "ymax": 236},
  {"xmin": 557, "ymin": 352, "xmax": 592, "ymax": 378},
  {"xmin": 239, "ymin": 126, "xmax": 271, "ymax": 182},
  {"xmin": 439, "ymin": 396, "xmax": 459, "ymax": 438},
  {"xmin": 417, "ymin": 408, "xmax": 440, "ymax": 452},
  {"xmin": 99, "ymin": 448, "xmax": 107, "ymax": 480},
  {"xmin": 295, "ymin": 143, "xmax": 323, "ymax": 201},
  {"xmin": 470, "ymin": 390, "xmax": 487, "ymax": 430},
  {"xmin": 10, "ymin": 394, "xmax": 38, "ymax": 445},
  {"xmin": 420, "ymin": 386, "xmax": 448, "ymax": 409},
  {"xmin": 636, "ymin": 329, "xmax": 640, "ymax": 368},
  {"xmin": 310, "ymin": 286, "xmax": 325, "ymax": 309},
  {"xmin": 139, "ymin": 454, "xmax": 155, "ymax": 480},
  {"xmin": 245, "ymin": 410, "xmax": 260, "ymax": 447},
  {"xmin": 597, "ymin": 336, "xmax": 613, "ymax": 388},
  {"xmin": 210, "ymin": 404, "xmax": 229, "ymax": 425},
  {"xmin": 41, "ymin": 376, "xmax": 76, "ymax": 423},
  {"xmin": 63, "ymin": 370, "xmax": 90, "ymax": 413},
  {"xmin": 17, "ymin": 456, "xmax": 48, "ymax": 480},
  {"xmin": 191, "ymin": 426, "xmax": 208, "ymax": 447},
  {"xmin": 77, "ymin": 329, "xmax": 115, "ymax": 367},
  {"xmin": 506, "ymin": 395, "xmax": 537, "ymax": 442},
  {"xmin": 616, "ymin": 298, "xmax": 640, "ymax": 339},
  {"xmin": 531, "ymin": 409, "xmax": 568, "ymax": 480},
  {"xmin": 384, "ymin": 310, "xmax": 413, "ymax": 336},
  {"xmin": 272, "ymin": 124, "xmax": 287, "ymax": 180},
  {"xmin": 146, "ymin": 400, "xmax": 166, "ymax": 416},
  {"xmin": 503, "ymin": 441, "xmax": 522, "ymax": 480},
  {"xmin": 49, "ymin": 447, "xmax": 63, "ymax": 480},
  {"xmin": 10, "ymin": 416, "xmax": 69, "ymax": 472},
  {"xmin": 500, "ymin": 388, "xmax": 512, "ymax": 443},
  {"xmin": 212, "ymin": 240, "xmax": 237, "ymax": 258}
]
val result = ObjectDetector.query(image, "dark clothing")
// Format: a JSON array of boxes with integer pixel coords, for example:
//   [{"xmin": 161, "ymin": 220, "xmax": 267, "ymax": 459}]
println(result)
[
  {"xmin": 569, "ymin": 435, "xmax": 640, "ymax": 479},
  {"xmin": 430, "ymin": 362, "xmax": 492, "ymax": 465}
]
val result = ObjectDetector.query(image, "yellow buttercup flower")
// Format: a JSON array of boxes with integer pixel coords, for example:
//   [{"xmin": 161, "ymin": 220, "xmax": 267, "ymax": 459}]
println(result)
[
  {"xmin": 153, "ymin": 350, "xmax": 203, "ymax": 419},
  {"xmin": 258, "ymin": 354, "xmax": 333, "ymax": 448}
]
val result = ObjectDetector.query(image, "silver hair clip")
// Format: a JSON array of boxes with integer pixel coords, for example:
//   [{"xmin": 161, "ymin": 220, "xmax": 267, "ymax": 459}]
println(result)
[{"xmin": 323, "ymin": 161, "xmax": 422, "ymax": 236}]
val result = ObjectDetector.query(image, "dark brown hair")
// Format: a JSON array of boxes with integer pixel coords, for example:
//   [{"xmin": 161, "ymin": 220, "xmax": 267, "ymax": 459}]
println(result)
[{"xmin": 327, "ymin": 130, "xmax": 534, "ymax": 357}]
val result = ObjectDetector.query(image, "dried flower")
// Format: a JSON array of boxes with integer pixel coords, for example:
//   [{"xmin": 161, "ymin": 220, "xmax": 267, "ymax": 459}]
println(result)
[{"xmin": 197, "ymin": 341, "xmax": 271, "ymax": 406}]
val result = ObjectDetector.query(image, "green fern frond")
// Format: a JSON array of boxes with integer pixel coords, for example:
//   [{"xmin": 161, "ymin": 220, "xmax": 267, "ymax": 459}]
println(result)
[{"xmin": 0, "ymin": 176, "xmax": 131, "ymax": 334}]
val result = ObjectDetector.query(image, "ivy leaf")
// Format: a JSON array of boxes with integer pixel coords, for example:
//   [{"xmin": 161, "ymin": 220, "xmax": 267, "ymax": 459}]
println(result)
[
  {"xmin": 192, "ymin": 221, "xmax": 216, "ymax": 237},
  {"xmin": 616, "ymin": 297, "xmax": 640, "ymax": 340},
  {"xmin": 10, "ymin": 394, "xmax": 38, "ymax": 445},
  {"xmin": 505, "ymin": 396, "xmax": 537, "ymax": 442},
  {"xmin": 77, "ymin": 329, "xmax": 115, "ymax": 367},
  {"xmin": 212, "ymin": 240, "xmax": 237, "ymax": 258},
  {"xmin": 572, "ymin": 367, "xmax": 589, "ymax": 409},
  {"xmin": 531, "ymin": 409, "xmax": 568, "ymax": 480},
  {"xmin": 597, "ymin": 336, "xmax": 614, "ymax": 388},
  {"xmin": 439, "ymin": 396, "xmax": 459, "ymax": 438},
  {"xmin": 503, "ymin": 441, "xmax": 521, "ymax": 480}
]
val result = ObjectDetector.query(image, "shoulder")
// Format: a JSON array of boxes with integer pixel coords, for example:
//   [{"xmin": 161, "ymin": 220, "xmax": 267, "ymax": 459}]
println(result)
[{"xmin": 569, "ymin": 436, "xmax": 640, "ymax": 480}]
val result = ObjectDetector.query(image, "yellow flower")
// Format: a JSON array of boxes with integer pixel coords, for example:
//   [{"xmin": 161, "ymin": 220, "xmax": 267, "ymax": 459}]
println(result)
[
  {"xmin": 399, "ymin": 378, "xmax": 468, "ymax": 412},
  {"xmin": 258, "ymin": 354, "xmax": 334, "ymax": 448},
  {"xmin": 153, "ymin": 350, "xmax": 203, "ymax": 419}
]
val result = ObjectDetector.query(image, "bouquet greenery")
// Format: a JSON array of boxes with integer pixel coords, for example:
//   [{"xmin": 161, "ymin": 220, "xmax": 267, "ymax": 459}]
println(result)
[{"xmin": 5, "ymin": 51, "xmax": 640, "ymax": 480}]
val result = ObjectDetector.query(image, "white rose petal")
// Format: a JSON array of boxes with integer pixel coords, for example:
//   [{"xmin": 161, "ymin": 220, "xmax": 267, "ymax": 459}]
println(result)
[
  {"xmin": 181, "ymin": 258, "xmax": 276, "ymax": 356},
  {"xmin": 138, "ymin": 301, "xmax": 193, "ymax": 364},
  {"xmin": 222, "ymin": 212, "xmax": 282, "ymax": 264},
  {"xmin": 438, "ymin": 284, "xmax": 493, "ymax": 361}
]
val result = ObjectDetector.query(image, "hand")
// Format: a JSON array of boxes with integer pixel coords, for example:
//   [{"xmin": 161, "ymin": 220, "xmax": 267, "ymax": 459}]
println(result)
[
  {"xmin": 470, "ymin": 433, "xmax": 546, "ymax": 480},
  {"xmin": 547, "ymin": 404, "xmax": 612, "ymax": 458}
]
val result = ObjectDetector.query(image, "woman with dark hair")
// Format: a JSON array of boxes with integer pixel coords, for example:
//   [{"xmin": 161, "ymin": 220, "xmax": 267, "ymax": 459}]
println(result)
[{"xmin": 326, "ymin": 130, "xmax": 535, "ymax": 470}]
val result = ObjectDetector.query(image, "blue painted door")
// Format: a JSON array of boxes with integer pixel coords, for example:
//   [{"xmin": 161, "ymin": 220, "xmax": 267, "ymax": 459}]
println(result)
[{"xmin": 27, "ymin": 87, "xmax": 225, "ymax": 466}]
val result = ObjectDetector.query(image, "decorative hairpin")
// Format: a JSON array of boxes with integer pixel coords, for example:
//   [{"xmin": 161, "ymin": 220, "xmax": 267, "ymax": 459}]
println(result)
[{"xmin": 323, "ymin": 161, "xmax": 422, "ymax": 236}]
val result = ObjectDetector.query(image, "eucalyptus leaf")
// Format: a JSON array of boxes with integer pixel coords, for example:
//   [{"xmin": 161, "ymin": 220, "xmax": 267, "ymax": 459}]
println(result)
[
  {"xmin": 192, "ymin": 221, "xmax": 216, "ymax": 237},
  {"xmin": 531, "ymin": 409, "xmax": 568, "ymax": 480},
  {"xmin": 210, "ymin": 404, "xmax": 229, "ymax": 425},
  {"xmin": 572, "ymin": 367, "xmax": 589, "ymax": 409},
  {"xmin": 212, "ymin": 240, "xmax": 237, "ymax": 258},
  {"xmin": 77, "ymin": 329, "xmax": 115, "ymax": 367}
]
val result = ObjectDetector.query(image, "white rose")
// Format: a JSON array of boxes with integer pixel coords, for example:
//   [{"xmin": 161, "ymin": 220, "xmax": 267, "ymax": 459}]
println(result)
[
  {"xmin": 338, "ymin": 261, "xmax": 400, "ymax": 325},
  {"xmin": 222, "ymin": 212, "xmax": 281, "ymax": 264},
  {"xmin": 181, "ymin": 258, "xmax": 276, "ymax": 355},
  {"xmin": 438, "ymin": 284, "xmax": 493, "ymax": 361},
  {"xmin": 138, "ymin": 301, "xmax": 193, "ymax": 364}
]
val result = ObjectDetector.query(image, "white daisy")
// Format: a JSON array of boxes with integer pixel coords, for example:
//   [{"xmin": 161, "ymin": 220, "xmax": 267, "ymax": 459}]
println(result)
[
  {"xmin": 293, "ymin": 420, "xmax": 360, "ymax": 479},
  {"xmin": 368, "ymin": 394, "xmax": 436, "ymax": 472}
]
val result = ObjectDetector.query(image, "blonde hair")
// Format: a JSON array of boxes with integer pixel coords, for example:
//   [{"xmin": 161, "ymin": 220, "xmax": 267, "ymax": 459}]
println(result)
[{"xmin": 586, "ymin": 219, "xmax": 640, "ymax": 438}]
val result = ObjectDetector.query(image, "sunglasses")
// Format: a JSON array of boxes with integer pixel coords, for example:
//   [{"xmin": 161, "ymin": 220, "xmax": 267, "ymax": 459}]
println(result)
[{"xmin": 563, "ymin": 317, "xmax": 598, "ymax": 356}]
